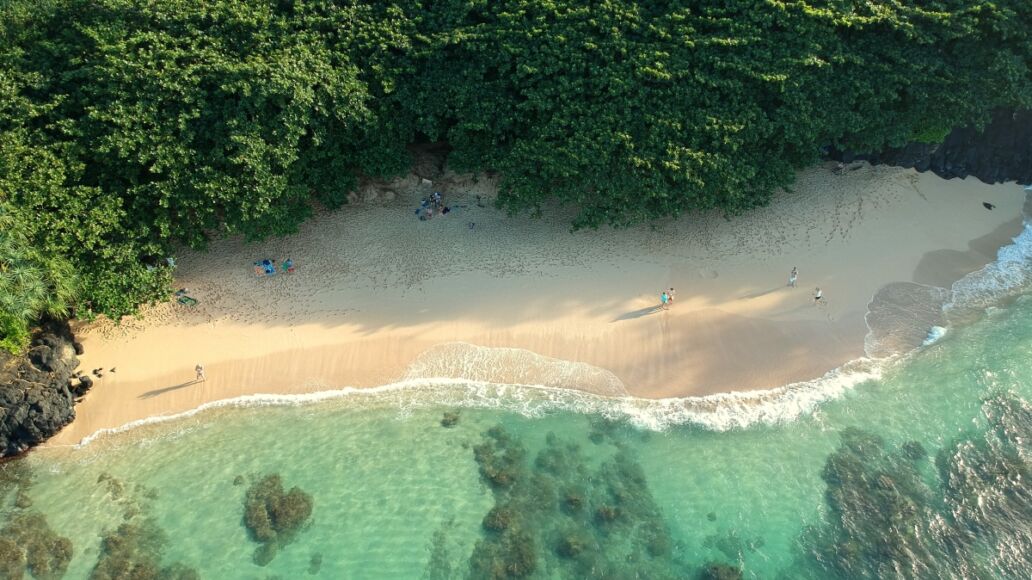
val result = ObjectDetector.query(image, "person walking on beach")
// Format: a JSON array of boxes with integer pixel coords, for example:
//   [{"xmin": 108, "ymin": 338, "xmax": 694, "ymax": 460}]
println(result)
[
  {"xmin": 789, "ymin": 267, "xmax": 798, "ymax": 288},
  {"xmin": 813, "ymin": 287, "xmax": 823, "ymax": 306},
  {"xmin": 195, "ymin": 364, "xmax": 206, "ymax": 382},
  {"xmin": 660, "ymin": 291, "xmax": 670, "ymax": 310},
  {"xmin": 668, "ymin": 288, "xmax": 676, "ymax": 307}
]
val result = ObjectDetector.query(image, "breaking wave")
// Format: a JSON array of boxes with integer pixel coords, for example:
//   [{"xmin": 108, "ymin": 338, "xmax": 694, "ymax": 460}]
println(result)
[
  {"xmin": 73, "ymin": 357, "xmax": 883, "ymax": 448},
  {"xmin": 865, "ymin": 192, "xmax": 1032, "ymax": 358}
]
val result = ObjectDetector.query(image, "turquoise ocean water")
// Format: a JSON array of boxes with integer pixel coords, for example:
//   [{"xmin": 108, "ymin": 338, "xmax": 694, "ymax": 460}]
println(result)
[{"xmin": 2, "ymin": 224, "xmax": 1031, "ymax": 579}]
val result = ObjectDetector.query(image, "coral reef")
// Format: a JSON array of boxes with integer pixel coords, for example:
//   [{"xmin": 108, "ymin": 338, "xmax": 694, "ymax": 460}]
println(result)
[
  {"xmin": 90, "ymin": 520, "xmax": 198, "ymax": 580},
  {"xmin": 467, "ymin": 424, "xmax": 689, "ymax": 579},
  {"xmin": 87, "ymin": 473, "xmax": 198, "ymax": 579},
  {"xmin": 440, "ymin": 411, "xmax": 460, "ymax": 428},
  {"xmin": 699, "ymin": 563, "xmax": 743, "ymax": 580},
  {"xmin": 243, "ymin": 474, "xmax": 314, "ymax": 566},
  {"xmin": 802, "ymin": 394, "xmax": 1032, "ymax": 578},
  {"xmin": 472, "ymin": 427, "xmax": 526, "ymax": 489},
  {"xmin": 0, "ymin": 460, "xmax": 73, "ymax": 580},
  {"xmin": 0, "ymin": 511, "xmax": 73, "ymax": 580}
]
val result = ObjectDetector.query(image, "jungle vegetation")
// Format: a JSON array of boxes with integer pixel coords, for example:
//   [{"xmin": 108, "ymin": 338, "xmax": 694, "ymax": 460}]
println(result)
[{"xmin": 0, "ymin": 0, "xmax": 1029, "ymax": 350}]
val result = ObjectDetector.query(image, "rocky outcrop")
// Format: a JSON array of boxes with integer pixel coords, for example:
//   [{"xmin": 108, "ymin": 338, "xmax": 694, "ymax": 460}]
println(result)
[
  {"xmin": 0, "ymin": 321, "xmax": 81, "ymax": 457},
  {"xmin": 834, "ymin": 109, "xmax": 1032, "ymax": 185}
]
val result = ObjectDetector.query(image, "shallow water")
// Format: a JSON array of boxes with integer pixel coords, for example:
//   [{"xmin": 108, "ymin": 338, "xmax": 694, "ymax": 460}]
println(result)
[{"xmin": 1, "ymin": 288, "xmax": 1029, "ymax": 578}]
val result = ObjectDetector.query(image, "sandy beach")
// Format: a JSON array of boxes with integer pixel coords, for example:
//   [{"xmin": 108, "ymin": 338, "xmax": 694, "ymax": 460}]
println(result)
[{"xmin": 50, "ymin": 162, "xmax": 1028, "ymax": 445}]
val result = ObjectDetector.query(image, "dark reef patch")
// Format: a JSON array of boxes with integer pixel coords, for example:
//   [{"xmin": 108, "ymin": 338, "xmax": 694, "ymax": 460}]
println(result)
[
  {"xmin": 88, "ymin": 473, "xmax": 198, "ymax": 580},
  {"xmin": 440, "ymin": 410, "xmax": 460, "ymax": 428},
  {"xmin": 0, "ymin": 459, "xmax": 73, "ymax": 580},
  {"xmin": 798, "ymin": 393, "xmax": 1032, "ymax": 578},
  {"xmin": 243, "ymin": 474, "xmax": 314, "ymax": 566},
  {"xmin": 466, "ymin": 423, "xmax": 692, "ymax": 579},
  {"xmin": 91, "ymin": 520, "xmax": 199, "ymax": 580},
  {"xmin": 0, "ymin": 511, "xmax": 73, "ymax": 580}
]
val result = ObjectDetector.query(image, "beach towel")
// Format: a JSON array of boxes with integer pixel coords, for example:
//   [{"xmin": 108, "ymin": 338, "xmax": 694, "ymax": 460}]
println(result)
[
  {"xmin": 254, "ymin": 260, "xmax": 277, "ymax": 276},
  {"xmin": 177, "ymin": 296, "xmax": 198, "ymax": 306}
]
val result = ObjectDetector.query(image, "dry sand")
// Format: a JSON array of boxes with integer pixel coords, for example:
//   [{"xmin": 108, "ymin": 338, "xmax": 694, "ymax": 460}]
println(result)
[{"xmin": 50, "ymin": 162, "xmax": 1028, "ymax": 445}]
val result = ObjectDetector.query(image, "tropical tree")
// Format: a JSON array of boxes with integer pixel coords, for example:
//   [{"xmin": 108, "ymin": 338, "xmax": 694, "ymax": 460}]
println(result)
[{"xmin": 0, "ymin": 203, "xmax": 77, "ymax": 353}]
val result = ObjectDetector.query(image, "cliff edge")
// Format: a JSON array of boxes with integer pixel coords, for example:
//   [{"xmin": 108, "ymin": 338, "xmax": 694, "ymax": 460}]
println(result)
[{"xmin": 836, "ymin": 109, "xmax": 1032, "ymax": 185}]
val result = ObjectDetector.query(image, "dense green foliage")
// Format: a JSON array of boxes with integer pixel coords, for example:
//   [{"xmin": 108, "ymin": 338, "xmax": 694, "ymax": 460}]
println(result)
[
  {"xmin": 0, "ymin": 203, "xmax": 76, "ymax": 353},
  {"xmin": 0, "ymin": 0, "xmax": 1029, "ymax": 332}
]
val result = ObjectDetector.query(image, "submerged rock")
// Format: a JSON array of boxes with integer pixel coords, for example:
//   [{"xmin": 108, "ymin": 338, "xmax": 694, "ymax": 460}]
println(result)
[
  {"xmin": 243, "ymin": 474, "xmax": 314, "ymax": 566},
  {"xmin": 468, "ymin": 424, "xmax": 687, "ymax": 579},
  {"xmin": 554, "ymin": 529, "xmax": 591, "ymax": 559},
  {"xmin": 699, "ymin": 563, "xmax": 743, "ymax": 580},
  {"xmin": 440, "ymin": 410, "xmax": 460, "ymax": 428},
  {"xmin": 469, "ymin": 529, "xmax": 537, "ymax": 579},
  {"xmin": 473, "ymin": 427, "xmax": 525, "ymax": 489},
  {"xmin": 0, "ymin": 320, "xmax": 80, "ymax": 457},
  {"xmin": 73, "ymin": 374, "xmax": 94, "ymax": 397},
  {"xmin": 307, "ymin": 553, "xmax": 322, "ymax": 575},
  {"xmin": 0, "ymin": 510, "xmax": 73, "ymax": 580},
  {"xmin": 90, "ymin": 519, "xmax": 198, "ymax": 580}
]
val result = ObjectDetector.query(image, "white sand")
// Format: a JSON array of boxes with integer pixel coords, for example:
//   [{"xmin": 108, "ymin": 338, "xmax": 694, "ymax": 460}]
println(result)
[{"xmin": 50, "ymin": 162, "xmax": 1028, "ymax": 445}]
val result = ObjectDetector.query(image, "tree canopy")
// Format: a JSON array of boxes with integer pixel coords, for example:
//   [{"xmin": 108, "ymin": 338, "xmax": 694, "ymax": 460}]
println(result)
[{"xmin": 0, "ymin": 0, "xmax": 1029, "ymax": 346}]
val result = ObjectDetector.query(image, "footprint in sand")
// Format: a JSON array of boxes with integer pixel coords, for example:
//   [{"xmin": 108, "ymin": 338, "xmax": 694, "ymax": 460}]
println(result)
[{"xmin": 698, "ymin": 269, "xmax": 719, "ymax": 279}]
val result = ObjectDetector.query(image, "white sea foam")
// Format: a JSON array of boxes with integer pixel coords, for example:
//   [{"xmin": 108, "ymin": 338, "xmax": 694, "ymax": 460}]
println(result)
[
  {"xmin": 74, "ymin": 358, "xmax": 885, "ymax": 448},
  {"xmin": 946, "ymin": 221, "xmax": 1032, "ymax": 313},
  {"xmin": 923, "ymin": 326, "xmax": 948, "ymax": 345}
]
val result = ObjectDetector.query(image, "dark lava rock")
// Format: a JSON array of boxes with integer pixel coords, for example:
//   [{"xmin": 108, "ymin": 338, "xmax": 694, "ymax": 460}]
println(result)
[
  {"xmin": 0, "ymin": 320, "xmax": 80, "ymax": 457},
  {"xmin": 830, "ymin": 108, "xmax": 1032, "ymax": 185},
  {"xmin": 73, "ymin": 374, "xmax": 93, "ymax": 396}
]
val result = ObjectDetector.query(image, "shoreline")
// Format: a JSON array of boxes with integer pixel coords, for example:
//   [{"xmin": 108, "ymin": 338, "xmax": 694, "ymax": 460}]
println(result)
[
  {"xmin": 52, "ymin": 355, "xmax": 887, "ymax": 453},
  {"xmin": 49, "ymin": 163, "xmax": 1029, "ymax": 446}
]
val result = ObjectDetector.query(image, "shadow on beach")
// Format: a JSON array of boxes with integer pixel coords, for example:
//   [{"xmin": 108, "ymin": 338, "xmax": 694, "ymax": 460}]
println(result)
[
  {"xmin": 739, "ymin": 285, "xmax": 786, "ymax": 300},
  {"xmin": 139, "ymin": 380, "xmax": 201, "ymax": 399},
  {"xmin": 612, "ymin": 305, "xmax": 663, "ymax": 322}
]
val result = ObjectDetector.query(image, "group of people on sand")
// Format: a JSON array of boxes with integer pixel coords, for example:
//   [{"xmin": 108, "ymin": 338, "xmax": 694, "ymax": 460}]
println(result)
[
  {"xmin": 790, "ymin": 266, "xmax": 826, "ymax": 306},
  {"xmin": 417, "ymin": 191, "xmax": 480, "ymax": 231},
  {"xmin": 657, "ymin": 267, "xmax": 825, "ymax": 311},
  {"xmin": 790, "ymin": 266, "xmax": 825, "ymax": 306},
  {"xmin": 420, "ymin": 191, "xmax": 452, "ymax": 220},
  {"xmin": 660, "ymin": 287, "xmax": 676, "ymax": 309}
]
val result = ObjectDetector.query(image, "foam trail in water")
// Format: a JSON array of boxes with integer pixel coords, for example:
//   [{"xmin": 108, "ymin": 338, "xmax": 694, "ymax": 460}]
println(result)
[{"xmin": 403, "ymin": 342, "xmax": 628, "ymax": 397}]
